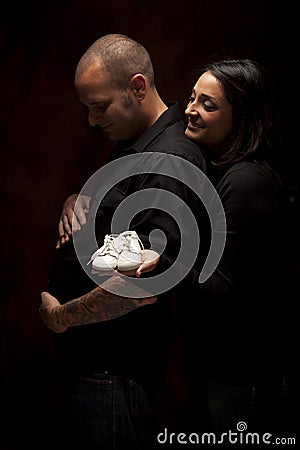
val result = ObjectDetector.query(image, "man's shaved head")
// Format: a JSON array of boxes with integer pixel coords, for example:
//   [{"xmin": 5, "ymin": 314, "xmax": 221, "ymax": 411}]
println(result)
[{"xmin": 75, "ymin": 34, "xmax": 155, "ymax": 89}]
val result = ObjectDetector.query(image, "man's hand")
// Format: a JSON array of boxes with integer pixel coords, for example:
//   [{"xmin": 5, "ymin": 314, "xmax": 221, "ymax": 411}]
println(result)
[
  {"xmin": 57, "ymin": 194, "xmax": 91, "ymax": 248},
  {"xmin": 39, "ymin": 292, "xmax": 68, "ymax": 333}
]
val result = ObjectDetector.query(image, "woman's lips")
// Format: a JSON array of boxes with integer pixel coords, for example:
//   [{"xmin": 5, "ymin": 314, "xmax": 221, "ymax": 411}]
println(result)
[{"xmin": 187, "ymin": 120, "xmax": 203, "ymax": 130}]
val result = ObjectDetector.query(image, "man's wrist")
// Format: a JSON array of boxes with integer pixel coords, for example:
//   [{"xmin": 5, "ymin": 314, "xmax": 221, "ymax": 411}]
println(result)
[{"xmin": 53, "ymin": 304, "xmax": 68, "ymax": 327}]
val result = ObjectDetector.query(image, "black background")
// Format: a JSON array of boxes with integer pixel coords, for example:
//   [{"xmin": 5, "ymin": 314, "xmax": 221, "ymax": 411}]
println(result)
[{"xmin": 1, "ymin": 1, "xmax": 299, "ymax": 448}]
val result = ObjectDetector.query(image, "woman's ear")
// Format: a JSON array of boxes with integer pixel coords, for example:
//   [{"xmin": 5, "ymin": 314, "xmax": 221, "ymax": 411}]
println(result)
[{"xmin": 130, "ymin": 74, "xmax": 146, "ymax": 101}]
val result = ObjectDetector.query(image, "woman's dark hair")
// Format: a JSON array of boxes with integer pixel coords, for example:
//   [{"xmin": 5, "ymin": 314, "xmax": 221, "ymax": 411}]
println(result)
[{"xmin": 199, "ymin": 58, "xmax": 281, "ymax": 166}]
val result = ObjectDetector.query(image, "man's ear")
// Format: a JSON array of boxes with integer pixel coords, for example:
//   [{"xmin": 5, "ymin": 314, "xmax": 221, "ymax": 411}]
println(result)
[{"xmin": 130, "ymin": 74, "xmax": 146, "ymax": 101}]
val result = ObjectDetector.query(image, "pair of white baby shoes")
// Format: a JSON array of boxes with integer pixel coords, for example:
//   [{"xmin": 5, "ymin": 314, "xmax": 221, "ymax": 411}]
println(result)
[{"xmin": 88, "ymin": 231, "xmax": 144, "ymax": 272}]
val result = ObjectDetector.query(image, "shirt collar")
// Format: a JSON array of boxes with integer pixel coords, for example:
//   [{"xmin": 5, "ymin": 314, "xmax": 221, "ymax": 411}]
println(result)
[{"xmin": 116, "ymin": 102, "xmax": 181, "ymax": 155}]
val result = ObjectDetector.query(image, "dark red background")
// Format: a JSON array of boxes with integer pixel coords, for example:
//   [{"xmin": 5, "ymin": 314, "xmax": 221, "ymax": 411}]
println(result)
[{"xmin": 1, "ymin": 1, "xmax": 299, "ymax": 448}]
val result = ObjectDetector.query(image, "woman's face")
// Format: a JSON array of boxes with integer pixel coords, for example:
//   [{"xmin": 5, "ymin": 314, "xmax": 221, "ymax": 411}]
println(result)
[{"xmin": 185, "ymin": 71, "xmax": 234, "ymax": 150}]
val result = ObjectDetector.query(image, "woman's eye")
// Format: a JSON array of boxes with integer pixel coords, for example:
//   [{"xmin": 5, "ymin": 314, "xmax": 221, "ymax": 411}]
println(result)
[
  {"xmin": 187, "ymin": 96, "xmax": 217, "ymax": 111},
  {"xmin": 203, "ymin": 101, "xmax": 217, "ymax": 112}
]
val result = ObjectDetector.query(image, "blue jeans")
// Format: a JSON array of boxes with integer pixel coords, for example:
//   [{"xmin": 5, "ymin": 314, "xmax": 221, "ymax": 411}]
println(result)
[
  {"xmin": 207, "ymin": 377, "xmax": 286, "ymax": 434},
  {"xmin": 60, "ymin": 372, "xmax": 157, "ymax": 450}
]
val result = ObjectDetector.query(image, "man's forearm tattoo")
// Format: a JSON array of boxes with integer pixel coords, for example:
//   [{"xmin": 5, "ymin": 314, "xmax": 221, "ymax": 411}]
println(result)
[{"xmin": 54, "ymin": 276, "xmax": 157, "ymax": 327}]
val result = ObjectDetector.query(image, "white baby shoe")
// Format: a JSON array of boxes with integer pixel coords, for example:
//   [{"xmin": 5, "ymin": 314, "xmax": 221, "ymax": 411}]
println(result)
[{"xmin": 88, "ymin": 231, "xmax": 144, "ymax": 272}]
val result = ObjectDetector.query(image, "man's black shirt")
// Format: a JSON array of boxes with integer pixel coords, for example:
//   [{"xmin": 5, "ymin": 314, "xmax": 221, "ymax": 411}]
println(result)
[{"xmin": 48, "ymin": 103, "xmax": 207, "ymax": 389}]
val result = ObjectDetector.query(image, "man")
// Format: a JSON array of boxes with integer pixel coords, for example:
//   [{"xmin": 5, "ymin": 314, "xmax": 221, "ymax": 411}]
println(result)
[{"xmin": 40, "ymin": 34, "xmax": 207, "ymax": 450}]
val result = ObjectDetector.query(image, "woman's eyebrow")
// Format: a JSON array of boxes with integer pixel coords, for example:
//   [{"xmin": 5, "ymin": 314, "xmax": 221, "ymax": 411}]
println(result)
[{"xmin": 200, "ymin": 93, "xmax": 216, "ymax": 101}]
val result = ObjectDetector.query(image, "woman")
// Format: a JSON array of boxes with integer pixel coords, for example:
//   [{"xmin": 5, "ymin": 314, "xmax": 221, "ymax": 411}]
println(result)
[
  {"xmin": 176, "ymin": 58, "xmax": 286, "ymax": 434},
  {"xmin": 41, "ymin": 59, "xmax": 287, "ymax": 435}
]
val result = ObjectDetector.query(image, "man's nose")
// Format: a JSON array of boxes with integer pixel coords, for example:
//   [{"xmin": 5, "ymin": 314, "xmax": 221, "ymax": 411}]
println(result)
[{"xmin": 88, "ymin": 111, "xmax": 98, "ymax": 127}]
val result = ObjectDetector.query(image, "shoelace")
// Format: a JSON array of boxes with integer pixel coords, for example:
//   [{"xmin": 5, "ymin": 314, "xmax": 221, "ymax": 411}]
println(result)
[
  {"xmin": 117, "ymin": 232, "xmax": 144, "ymax": 254},
  {"xmin": 87, "ymin": 234, "xmax": 118, "ymax": 265}
]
